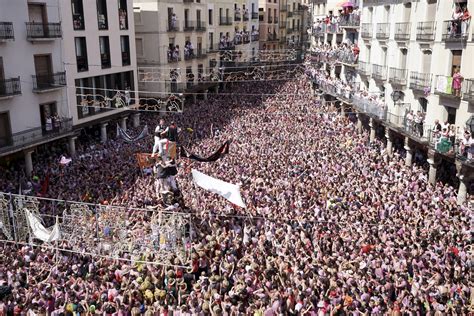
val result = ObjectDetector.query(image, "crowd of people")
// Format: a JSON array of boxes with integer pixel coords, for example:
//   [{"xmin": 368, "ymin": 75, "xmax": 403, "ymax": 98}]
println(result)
[
  {"xmin": 310, "ymin": 43, "xmax": 359, "ymax": 65},
  {"xmin": 0, "ymin": 65, "xmax": 472, "ymax": 315}
]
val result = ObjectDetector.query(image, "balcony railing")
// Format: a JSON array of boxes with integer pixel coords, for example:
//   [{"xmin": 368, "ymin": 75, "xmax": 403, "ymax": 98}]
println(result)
[
  {"xmin": 0, "ymin": 118, "xmax": 73, "ymax": 154},
  {"xmin": 168, "ymin": 55, "xmax": 182, "ymax": 63},
  {"xmin": 243, "ymin": 36, "xmax": 250, "ymax": 44},
  {"xmin": 267, "ymin": 34, "xmax": 278, "ymax": 41},
  {"xmin": 32, "ymin": 72, "xmax": 66, "ymax": 92},
  {"xmin": 357, "ymin": 61, "xmax": 371, "ymax": 76},
  {"xmin": 0, "ymin": 77, "xmax": 21, "ymax": 97},
  {"xmin": 339, "ymin": 13, "xmax": 360, "ymax": 28},
  {"xmin": 26, "ymin": 22, "xmax": 62, "ymax": 39},
  {"xmin": 274, "ymin": 17, "xmax": 279, "ymax": 24},
  {"xmin": 252, "ymin": 12, "xmax": 258, "ymax": 20},
  {"xmin": 409, "ymin": 71, "xmax": 431, "ymax": 92},
  {"xmin": 287, "ymin": 11, "xmax": 294, "ymax": 18},
  {"xmin": 251, "ymin": 34, "xmax": 259, "ymax": 41},
  {"xmin": 442, "ymin": 20, "xmax": 469, "ymax": 41},
  {"xmin": 376, "ymin": 23, "xmax": 390, "ymax": 40},
  {"xmin": 196, "ymin": 49, "xmax": 207, "ymax": 59},
  {"xmin": 196, "ymin": 21, "xmax": 206, "ymax": 31},
  {"xmin": 268, "ymin": 17, "xmax": 273, "ymax": 24},
  {"xmin": 234, "ymin": 37, "xmax": 243, "ymax": 45},
  {"xmin": 372, "ymin": 64, "xmax": 387, "ymax": 81},
  {"xmin": 434, "ymin": 75, "xmax": 461, "ymax": 98},
  {"xmin": 219, "ymin": 17, "xmax": 233, "ymax": 25},
  {"xmin": 394, "ymin": 22, "xmax": 411, "ymax": 41},
  {"xmin": 183, "ymin": 0, "xmax": 194, "ymax": 3},
  {"xmin": 167, "ymin": 20, "xmax": 179, "ymax": 32},
  {"xmin": 416, "ymin": 21, "xmax": 435, "ymax": 41},
  {"xmin": 389, "ymin": 67, "xmax": 408, "ymax": 86},
  {"xmin": 361, "ymin": 23, "xmax": 372, "ymax": 39},
  {"xmin": 184, "ymin": 52, "xmax": 196, "ymax": 60},
  {"xmin": 352, "ymin": 96, "xmax": 387, "ymax": 120},
  {"xmin": 280, "ymin": 4, "xmax": 288, "ymax": 11},
  {"xmin": 183, "ymin": 20, "xmax": 195, "ymax": 31},
  {"xmin": 327, "ymin": 24, "xmax": 340, "ymax": 34},
  {"xmin": 0, "ymin": 22, "xmax": 14, "ymax": 40},
  {"xmin": 235, "ymin": 12, "xmax": 241, "ymax": 21},
  {"xmin": 462, "ymin": 79, "xmax": 474, "ymax": 102},
  {"xmin": 243, "ymin": 12, "xmax": 249, "ymax": 21}
]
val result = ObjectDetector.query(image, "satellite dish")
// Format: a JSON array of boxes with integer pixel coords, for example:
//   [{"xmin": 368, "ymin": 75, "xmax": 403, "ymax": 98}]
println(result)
[{"xmin": 391, "ymin": 91, "xmax": 403, "ymax": 102}]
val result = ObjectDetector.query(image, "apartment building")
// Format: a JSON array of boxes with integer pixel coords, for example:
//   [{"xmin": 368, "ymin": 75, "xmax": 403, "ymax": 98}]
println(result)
[
  {"xmin": 233, "ymin": 0, "xmax": 260, "ymax": 60},
  {"xmin": 0, "ymin": 0, "xmax": 70, "ymax": 168},
  {"xmin": 310, "ymin": 0, "xmax": 474, "ymax": 202},
  {"xmin": 62, "ymin": 0, "xmax": 138, "ymax": 126},
  {"xmin": 261, "ymin": 0, "xmax": 309, "ymax": 51}
]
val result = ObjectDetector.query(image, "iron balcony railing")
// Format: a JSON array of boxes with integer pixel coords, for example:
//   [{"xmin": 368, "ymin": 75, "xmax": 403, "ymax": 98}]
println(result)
[
  {"xmin": 167, "ymin": 20, "xmax": 180, "ymax": 32},
  {"xmin": 184, "ymin": 52, "xmax": 196, "ymax": 60},
  {"xmin": 416, "ymin": 21, "xmax": 435, "ymax": 41},
  {"xmin": 434, "ymin": 75, "xmax": 461, "ymax": 98},
  {"xmin": 409, "ymin": 71, "xmax": 431, "ymax": 91},
  {"xmin": 287, "ymin": 11, "xmax": 294, "ymax": 18},
  {"xmin": 394, "ymin": 22, "xmax": 411, "ymax": 41},
  {"xmin": 268, "ymin": 16, "xmax": 273, "ymax": 24},
  {"xmin": 252, "ymin": 12, "xmax": 259, "ymax": 20},
  {"xmin": 196, "ymin": 21, "xmax": 206, "ymax": 31},
  {"xmin": 357, "ymin": 61, "xmax": 371, "ymax": 76},
  {"xmin": 372, "ymin": 64, "xmax": 387, "ymax": 81},
  {"xmin": 243, "ymin": 36, "xmax": 250, "ymax": 44},
  {"xmin": 0, "ymin": 22, "xmax": 14, "ymax": 40},
  {"xmin": 376, "ymin": 23, "xmax": 390, "ymax": 40},
  {"xmin": 338, "ymin": 51, "xmax": 358, "ymax": 65},
  {"xmin": 219, "ymin": 17, "xmax": 233, "ymax": 25},
  {"xmin": 274, "ymin": 17, "xmax": 279, "ymax": 24},
  {"xmin": 251, "ymin": 34, "xmax": 259, "ymax": 41},
  {"xmin": 0, "ymin": 77, "xmax": 21, "ymax": 97},
  {"xmin": 183, "ymin": 20, "xmax": 195, "ymax": 31},
  {"xmin": 361, "ymin": 23, "xmax": 373, "ymax": 39},
  {"xmin": 462, "ymin": 79, "xmax": 474, "ymax": 102},
  {"xmin": 352, "ymin": 96, "xmax": 387, "ymax": 120},
  {"xmin": 442, "ymin": 19, "xmax": 469, "ymax": 41},
  {"xmin": 167, "ymin": 55, "xmax": 181, "ymax": 63},
  {"xmin": 183, "ymin": 0, "xmax": 194, "ymax": 3},
  {"xmin": 32, "ymin": 72, "xmax": 66, "ymax": 91},
  {"xmin": 339, "ymin": 13, "xmax": 360, "ymax": 28},
  {"xmin": 243, "ymin": 12, "xmax": 249, "ymax": 21},
  {"xmin": 0, "ymin": 118, "xmax": 73, "ymax": 154},
  {"xmin": 389, "ymin": 67, "xmax": 408, "ymax": 86},
  {"xmin": 234, "ymin": 37, "xmax": 243, "ymax": 45},
  {"xmin": 26, "ymin": 22, "xmax": 61, "ymax": 39},
  {"xmin": 280, "ymin": 4, "xmax": 288, "ymax": 12},
  {"xmin": 327, "ymin": 24, "xmax": 340, "ymax": 34},
  {"xmin": 235, "ymin": 12, "xmax": 241, "ymax": 21}
]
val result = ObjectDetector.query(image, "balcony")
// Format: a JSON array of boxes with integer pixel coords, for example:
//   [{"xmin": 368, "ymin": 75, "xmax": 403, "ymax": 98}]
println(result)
[
  {"xmin": 280, "ymin": 4, "xmax": 288, "ymax": 12},
  {"xmin": 0, "ymin": 118, "xmax": 73, "ymax": 155},
  {"xmin": 0, "ymin": 78, "xmax": 21, "ymax": 98},
  {"xmin": 183, "ymin": 0, "xmax": 194, "ymax": 3},
  {"xmin": 287, "ymin": 11, "xmax": 293, "ymax": 18},
  {"xmin": 275, "ymin": 17, "xmax": 279, "ymax": 24},
  {"xmin": 243, "ymin": 12, "xmax": 249, "ymax": 21},
  {"xmin": 32, "ymin": 72, "xmax": 66, "ymax": 92},
  {"xmin": 0, "ymin": 22, "xmax": 14, "ymax": 40},
  {"xmin": 168, "ymin": 55, "xmax": 182, "ymax": 63},
  {"xmin": 327, "ymin": 24, "xmax": 340, "ymax": 34},
  {"xmin": 219, "ymin": 17, "xmax": 233, "ymax": 26},
  {"xmin": 234, "ymin": 37, "xmax": 243, "ymax": 45},
  {"xmin": 357, "ymin": 61, "xmax": 371, "ymax": 76},
  {"xmin": 183, "ymin": 20, "xmax": 195, "ymax": 31},
  {"xmin": 268, "ymin": 17, "xmax": 273, "ymax": 24},
  {"xmin": 361, "ymin": 23, "xmax": 373, "ymax": 39},
  {"xmin": 434, "ymin": 75, "xmax": 461, "ymax": 99},
  {"xmin": 235, "ymin": 12, "xmax": 241, "ymax": 22},
  {"xmin": 389, "ymin": 67, "xmax": 408, "ymax": 86},
  {"xmin": 167, "ymin": 20, "xmax": 179, "ymax": 32},
  {"xmin": 267, "ymin": 34, "xmax": 278, "ymax": 41},
  {"xmin": 376, "ymin": 23, "xmax": 390, "ymax": 40},
  {"xmin": 462, "ymin": 79, "xmax": 474, "ymax": 102},
  {"xmin": 409, "ymin": 71, "xmax": 431, "ymax": 92},
  {"xmin": 251, "ymin": 34, "xmax": 259, "ymax": 41},
  {"xmin": 442, "ymin": 20, "xmax": 469, "ymax": 42},
  {"xmin": 416, "ymin": 21, "xmax": 435, "ymax": 41},
  {"xmin": 184, "ymin": 52, "xmax": 196, "ymax": 60},
  {"xmin": 243, "ymin": 36, "xmax": 250, "ymax": 44},
  {"xmin": 372, "ymin": 64, "xmax": 387, "ymax": 82},
  {"xmin": 252, "ymin": 12, "xmax": 258, "ymax": 20},
  {"xmin": 394, "ymin": 22, "xmax": 410, "ymax": 41},
  {"xmin": 196, "ymin": 21, "xmax": 206, "ymax": 31},
  {"xmin": 196, "ymin": 49, "xmax": 207, "ymax": 59},
  {"xmin": 339, "ymin": 14, "xmax": 360, "ymax": 28},
  {"xmin": 26, "ymin": 22, "xmax": 62, "ymax": 40}
]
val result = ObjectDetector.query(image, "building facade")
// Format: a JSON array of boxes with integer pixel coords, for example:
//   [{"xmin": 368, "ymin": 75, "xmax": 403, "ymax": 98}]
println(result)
[
  {"xmin": 309, "ymin": 0, "xmax": 474, "ymax": 202},
  {"xmin": 0, "ymin": 0, "xmax": 70, "ymax": 163},
  {"xmin": 0, "ymin": 0, "xmax": 138, "ymax": 175}
]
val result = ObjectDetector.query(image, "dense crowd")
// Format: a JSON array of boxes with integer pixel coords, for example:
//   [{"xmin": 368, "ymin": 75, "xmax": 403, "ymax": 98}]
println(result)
[{"xmin": 0, "ymin": 70, "xmax": 472, "ymax": 315}]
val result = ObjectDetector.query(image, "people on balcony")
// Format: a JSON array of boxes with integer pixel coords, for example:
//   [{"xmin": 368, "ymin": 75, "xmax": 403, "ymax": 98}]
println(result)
[
  {"xmin": 309, "ymin": 43, "xmax": 358, "ymax": 65},
  {"xmin": 461, "ymin": 130, "xmax": 473, "ymax": 160},
  {"xmin": 184, "ymin": 41, "xmax": 195, "ymax": 59},
  {"xmin": 219, "ymin": 35, "xmax": 233, "ymax": 49},
  {"xmin": 167, "ymin": 45, "xmax": 180, "ymax": 62},
  {"xmin": 461, "ymin": 7, "xmax": 471, "ymax": 36},
  {"xmin": 452, "ymin": 67, "xmax": 464, "ymax": 97}
]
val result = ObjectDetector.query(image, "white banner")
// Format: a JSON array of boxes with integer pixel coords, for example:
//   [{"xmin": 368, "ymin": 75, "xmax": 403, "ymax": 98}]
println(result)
[
  {"xmin": 191, "ymin": 169, "xmax": 247, "ymax": 208},
  {"xmin": 25, "ymin": 210, "xmax": 60, "ymax": 243}
]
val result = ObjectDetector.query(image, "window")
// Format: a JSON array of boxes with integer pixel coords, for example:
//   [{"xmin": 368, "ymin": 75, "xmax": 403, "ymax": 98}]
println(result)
[
  {"xmin": 121, "ymin": 35, "xmax": 130, "ymax": 66},
  {"xmin": 97, "ymin": 0, "xmax": 108, "ymax": 30},
  {"xmin": 135, "ymin": 38, "xmax": 144, "ymax": 57},
  {"xmin": 209, "ymin": 9, "xmax": 213, "ymax": 25},
  {"xmin": 75, "ymin": 37, "xmax": 88, "ymax": 72},
  {"xmin": 209, "ymin": 32, "xmax": 214, "ymax": 49},
  {"xmin": 71, "ymin": 0, "xmax": 85, "ymax": 30},
  {"xmin": 99, "ymin": 36, "xmax": 111, "ymax": 68},
  {"xmin": 118, "ymin": 0, "xmax": 128, "ymax": 30}
]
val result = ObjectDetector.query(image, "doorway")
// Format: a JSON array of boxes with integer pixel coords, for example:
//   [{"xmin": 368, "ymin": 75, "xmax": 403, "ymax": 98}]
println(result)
[{"xmin": 0, "ymin": 112, "xmax": 11, "ymax": 147}]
